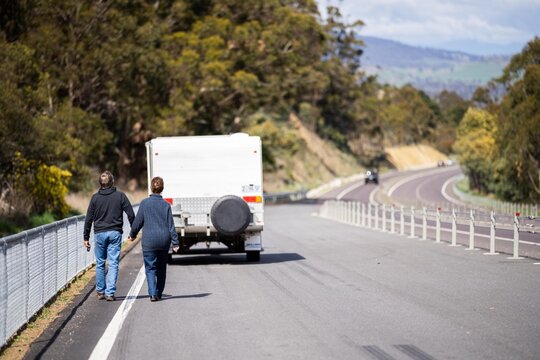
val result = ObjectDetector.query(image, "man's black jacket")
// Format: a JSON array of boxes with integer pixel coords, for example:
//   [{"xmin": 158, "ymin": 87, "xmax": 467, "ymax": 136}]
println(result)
[{"xmin": 83, "ymin": 187, "xmax": 135, "ymax": 240}]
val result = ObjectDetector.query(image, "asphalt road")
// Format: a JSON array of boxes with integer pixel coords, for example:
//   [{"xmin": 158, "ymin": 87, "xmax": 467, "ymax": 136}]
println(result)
[{"xmin": 26, "ymin": 204, "xmax": 540, "ymax": 360}]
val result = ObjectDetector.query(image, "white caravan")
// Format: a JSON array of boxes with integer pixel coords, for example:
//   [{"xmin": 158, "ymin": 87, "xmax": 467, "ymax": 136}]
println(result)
[{"xmin": 145, "ymin": 133, "xmax": 264, "ymax": 261}]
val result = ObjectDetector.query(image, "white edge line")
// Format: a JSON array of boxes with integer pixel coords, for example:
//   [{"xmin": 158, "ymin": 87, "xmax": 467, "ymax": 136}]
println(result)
[
  {"xmin": 369, "ymin": 187, "xmax": 378, "ymax": 206},
  {"xmin": 441, "ymin": 175, "xmax": 467, "ymax": 206},
  {"xmin": 387, "ymin": 167, "xmax": 457, "ymax": 197},
  {"xmin": 336, "ymin": 180, "xmax": 364, "ymax": 200},
  {"xmin": 89, "ymin": 265, "xmax": 146, "ymax": 360}
]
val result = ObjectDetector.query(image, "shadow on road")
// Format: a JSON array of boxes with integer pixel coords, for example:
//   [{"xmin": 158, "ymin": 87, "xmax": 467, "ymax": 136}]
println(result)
[{"xmin": 169, "ymin": 252, "xmax": 305, "ymax": 266}]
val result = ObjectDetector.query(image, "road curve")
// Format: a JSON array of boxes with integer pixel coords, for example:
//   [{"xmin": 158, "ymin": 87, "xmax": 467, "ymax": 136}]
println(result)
[{"xmin": 321, "ymin": 166, "xmax": 464, "ymax": 206}]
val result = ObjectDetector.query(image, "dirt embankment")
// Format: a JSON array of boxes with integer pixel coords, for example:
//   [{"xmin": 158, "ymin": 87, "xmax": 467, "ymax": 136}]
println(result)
[
  {"xmin": 263, "ymin": 114, "xmax": 361, "ymax": 193},
  {"xmin": 385, "ymin": 144, "xmax": 449, "ymax": 171}
]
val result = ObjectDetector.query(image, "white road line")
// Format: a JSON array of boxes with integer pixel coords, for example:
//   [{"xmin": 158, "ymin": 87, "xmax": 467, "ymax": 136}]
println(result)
[
  {"xmin": 369, "ymin": 186, "xmax": 378, "ymax": 205},
  {"xmin": 415, "ymin": 177, "xmax": 433, "ymax": 204},
  {"xmin": 336, "ymin": 180, "xmax": 365, "ymax": 200},
  {"xmin": 387, "ymin": 167, "xmax": 457, "ymax": 197},
  {"xmin": 89, "ymin": 266, "xmax": 146, "ymax": 360},
  {"xmin": 441, "ymin": 175, "xmax": 467, "ymax": 205}
]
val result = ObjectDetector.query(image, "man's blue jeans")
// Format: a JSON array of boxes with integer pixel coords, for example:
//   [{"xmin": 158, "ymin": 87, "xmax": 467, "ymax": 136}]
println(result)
[
  {"xmin": 94, "ymin": 231, "xmax": 122, "ymax": 296},
  {"xmin": 143, "ymin": 250, "xmax": 169, "ymax": 297}
]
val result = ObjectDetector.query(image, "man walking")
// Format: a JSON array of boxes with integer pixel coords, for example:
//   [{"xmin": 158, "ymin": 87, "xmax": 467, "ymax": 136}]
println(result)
[{"xmin": 84, "ymin": 171, "xmax": 135, "ymax": 301}]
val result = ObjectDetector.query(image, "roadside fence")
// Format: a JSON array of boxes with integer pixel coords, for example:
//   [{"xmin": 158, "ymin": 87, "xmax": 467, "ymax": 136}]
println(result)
[
  {"xmin": 264, "ymin": 190, "xmax": 308, "ymax": 204},
  {"xmin": 319, "ymin": 200, "xmax": 540, "ymax": 260},
  {"xmin": 0, "ymin": 212, "xmax": 134, "ymax": 349}
]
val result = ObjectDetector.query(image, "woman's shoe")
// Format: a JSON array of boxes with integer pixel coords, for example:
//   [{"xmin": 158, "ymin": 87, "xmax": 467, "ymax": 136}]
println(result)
[{"xmin": 150, "ymin": 295, "xmax": 159, "ymax": 302}]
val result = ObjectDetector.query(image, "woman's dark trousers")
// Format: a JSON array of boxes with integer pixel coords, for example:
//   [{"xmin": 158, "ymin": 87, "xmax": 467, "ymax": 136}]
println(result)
[{"xmin": 143, "ymin": 250, "xmax": 169, "ymax": 297}]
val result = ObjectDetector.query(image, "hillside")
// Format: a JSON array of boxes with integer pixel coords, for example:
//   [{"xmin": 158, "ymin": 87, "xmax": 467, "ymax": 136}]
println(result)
[
  {"xmin": 385, "ymin": 145, "xmax": 449, "ymax": 171},
  {"xmin": 264, "ymin": 114, "xmax": 361, "ymax": 193},
  {"xmin": 360, "ymin": 36, "xmax": 510, "ymax": 98}
]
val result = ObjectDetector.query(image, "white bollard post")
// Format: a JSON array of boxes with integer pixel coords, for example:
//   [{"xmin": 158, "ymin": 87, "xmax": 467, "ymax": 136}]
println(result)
[
  {"xmin": 374, "ymin": 204, "xmax": 379, "ymax": 230},
  {"xmin": 382, "ymin": 204, "xmax": 387, "ymax": 232},
  {"xmin": 400, "ymin": 206, "xmax": 405, "ymax": 235},
  {"xmin": 508, "ymin": 213, "xmax": 524, "ymax": 259},
  {"xmin": 466, "ymin": 209, "xmax": 477, "ymax": 250},
  {"xmin": 484, "ymin": 211, "xmax": 499, "ymax": 255},
  {"xmin": 390, "ymin": 205, "xmax": 395, "ymax": 233},
  {"xmin": 409, "ymin": 206, "xmax": 416, "ymax": 238},
  {"xmin": 367, "ymin": 203, "xmax": 372, "ymax": 228},
  {"xmin": 436, "ymin": 207, "xmax": 441, "ymax": 243},
  {"xmin": 422, "ymin": 207, "xmax": 427, "ymax": 240},
  {"xmin": 450, "ymin": 207, "xmax": 459, "ymax": 246},
  {"xmin": 361, "ymin": 203, "xmax": 366, "ymax": 227}
]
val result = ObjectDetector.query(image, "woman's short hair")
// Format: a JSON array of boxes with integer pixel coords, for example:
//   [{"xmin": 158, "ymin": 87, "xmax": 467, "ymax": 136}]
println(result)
[
  {"xmin": 99, "ymin": 171, "xmax": 114, "ymax": 188},
  {"xmin": 151, "ymin": 176, "xmax": 164, "ymax": 194}
]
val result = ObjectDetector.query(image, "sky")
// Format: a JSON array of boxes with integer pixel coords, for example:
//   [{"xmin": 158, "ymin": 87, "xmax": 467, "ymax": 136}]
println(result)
[{"xmin": 320, "ymin": 0, "xmax": 540, "ymax": 55}]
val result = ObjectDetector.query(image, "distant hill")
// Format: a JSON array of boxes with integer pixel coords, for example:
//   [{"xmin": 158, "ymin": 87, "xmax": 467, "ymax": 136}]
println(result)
[{"xmin": 359, "ymin": 36, "xmax": 510, "ymax": 98}]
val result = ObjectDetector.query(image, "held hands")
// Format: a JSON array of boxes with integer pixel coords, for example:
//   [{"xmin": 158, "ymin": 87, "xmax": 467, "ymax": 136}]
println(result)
[
  {"xmin": 172, "ymin": 245, "xmax": 180, "ymax": 253},
  {"xmin": 127, "ymin": 236, "xmax": 135, "ymax": 242},
  {"xmin": 84, "ymin": 240, "xmax": 91, "ymax": 252}
]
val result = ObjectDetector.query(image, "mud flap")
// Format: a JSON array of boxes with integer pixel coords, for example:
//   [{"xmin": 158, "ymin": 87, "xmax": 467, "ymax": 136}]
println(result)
[{"xmin": 245, "ymin": 232, "xmax": 262, "ymax": 251}]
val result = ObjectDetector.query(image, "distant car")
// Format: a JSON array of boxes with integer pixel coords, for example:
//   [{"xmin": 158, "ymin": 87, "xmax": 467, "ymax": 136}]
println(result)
[
  {"xmin": 437, "ymin": 159, "xmax": 454, "ymax": 167},
  {"xmin": 365, "ymin": 170, "xmax": 379, "ymax": 185}
]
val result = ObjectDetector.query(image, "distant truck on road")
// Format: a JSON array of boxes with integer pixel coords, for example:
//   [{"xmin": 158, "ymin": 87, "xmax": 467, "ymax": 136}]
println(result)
[{"xmin": 145, "ymin": 133, "xmax": 264, "ymax": 261}]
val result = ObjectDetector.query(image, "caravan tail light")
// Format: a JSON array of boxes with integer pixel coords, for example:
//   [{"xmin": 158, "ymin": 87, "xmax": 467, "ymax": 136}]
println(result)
[
  {"xmin": 243, "ymin": 196, "xmax": 262, "ymax": 203},
  {"xmin": 164, "ymin": 198, "xmax": 173, "ymax": 204}
]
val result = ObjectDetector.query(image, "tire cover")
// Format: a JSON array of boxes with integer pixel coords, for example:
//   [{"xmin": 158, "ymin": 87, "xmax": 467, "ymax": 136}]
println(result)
[{"xmin": 211, "ymin": 195, "xmax": 251, "ymax": 236}]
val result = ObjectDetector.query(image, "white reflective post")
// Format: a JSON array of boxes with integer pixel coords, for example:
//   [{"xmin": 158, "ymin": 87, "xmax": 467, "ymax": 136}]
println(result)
[
  {"xmin": 361, "ymin": 203, "xmax": 366, "ymax": 227},
  {"xmin": 390, "ymin": 205, "xmax": 395, "ymax": 233},
  {"xmin": 450, "ymin": 208, "xmax": 459, "ymax": 246},
  {"xmin": 466, "ymin": 209, "xmax": 477, "ymax": 251},
  {"xmin": 367, "ymin": 203, "xmax": 372, "ymax": 228},
  {"xmin": 382, "ymin": 204, "xmax": 387, "ymax": 232},
  {"xmin": 508, "ymin": 213, "xmax": 523, "ymax": 260},
  {"xmin": 422, "ymin": 207, "xmax": 427, "ymax": 240},
  {"xmin": 409, "ymin": 206, "xmax": 416, "ymax": 238},
  {"xmin": 400, "ymin": 206, "xmax": 405, "ymax": 235},
  {"xmin": 436, "ymin": 207, "xmax": 441, "ymax": 243},
  {"xmin": 484, "ymin": 211, "xmax": 499, "ymax": 255},
  {"xmin": 374, "ymin": 204, "xmax": 379, "ymax": 230}
]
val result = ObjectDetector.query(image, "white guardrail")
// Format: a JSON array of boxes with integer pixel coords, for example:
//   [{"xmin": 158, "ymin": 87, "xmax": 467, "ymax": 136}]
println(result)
[
  {"xmin": 0, "ymin": 190, "xmax": 309, "ymax": 349},
  {"xmin": 0, "ymin": 210, "xmax": 135, "ymax": 349},
  {"xmin": 319, "ymin": 200, "xmax": 540, "ymax": 259}
]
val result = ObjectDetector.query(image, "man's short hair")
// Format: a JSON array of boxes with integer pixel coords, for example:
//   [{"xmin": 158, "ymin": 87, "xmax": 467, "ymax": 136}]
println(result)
[
  {"xmin": 151, "ymin": 177, "xmax": 164, "ymax": 194},
  {"xmin": 100, "ymin": 171, "xmax": 114, "ymax": 188}
]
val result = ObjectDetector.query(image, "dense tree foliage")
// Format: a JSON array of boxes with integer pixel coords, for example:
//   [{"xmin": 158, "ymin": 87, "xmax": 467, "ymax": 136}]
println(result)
[
  {"xmin": 455, "ymin": 37, "xmax": 540, "ymax": 202},
  {"xmin": 1, "ymin": 0, "xmax": 468, "ymax": 233}
]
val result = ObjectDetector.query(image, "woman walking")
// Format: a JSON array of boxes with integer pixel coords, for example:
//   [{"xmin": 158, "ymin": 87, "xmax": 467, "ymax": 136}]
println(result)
[{"xmin": 128, "ymin": 177, "xmax": 180, "ymax": 301}]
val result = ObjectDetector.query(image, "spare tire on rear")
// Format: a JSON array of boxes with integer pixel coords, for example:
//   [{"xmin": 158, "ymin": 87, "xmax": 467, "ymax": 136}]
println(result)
[{"xmin": 211, "ymin": 195, "xmax": 251, "ymax": 236}]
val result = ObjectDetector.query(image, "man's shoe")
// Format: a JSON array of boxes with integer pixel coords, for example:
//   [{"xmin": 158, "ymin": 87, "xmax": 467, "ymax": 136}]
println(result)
[
  {"xmin": 96, "ymin": 292, "xmax": 105, "ymax": 300},
  {"xmin": 105, "ymin": 295, "xmax": 115, "ymax": 301},
  {"xmin": 150, "ymin": 296, "xmax": 159, "ymax": 302}
]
